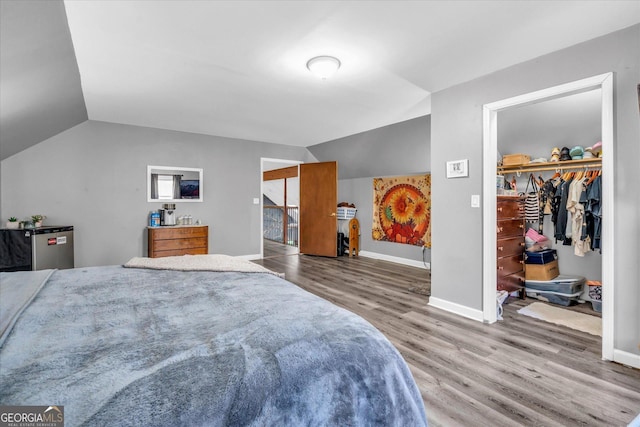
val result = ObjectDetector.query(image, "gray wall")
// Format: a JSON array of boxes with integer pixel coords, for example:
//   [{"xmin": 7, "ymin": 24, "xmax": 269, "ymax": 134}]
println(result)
[
  {"xmin": 309, "ymin": 116, "xmax": 431, "ymax": 263},
  {"xmin": 498, "ymin": 89, "xmax": 601, "ymax": 160},
  {"xmin": 431, "ymin": 25, "xmax": 639, "ymax": 355},
  {"xmin": 0, "ymin": 0, "xmax": 87, "ymax": 161},
  {"xmin": 0, "ymin": 120, "xmax": 315, "ymax": 267}
]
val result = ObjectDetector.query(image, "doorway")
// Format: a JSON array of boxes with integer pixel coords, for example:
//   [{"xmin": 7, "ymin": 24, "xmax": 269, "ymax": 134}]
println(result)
[
  {"xmin": 261, "ymin": 158, "xmax": 302, "ymax": 259},
  {"xmin": 482, "ymin": 73, "xmax": 614, "ymax": 360}
]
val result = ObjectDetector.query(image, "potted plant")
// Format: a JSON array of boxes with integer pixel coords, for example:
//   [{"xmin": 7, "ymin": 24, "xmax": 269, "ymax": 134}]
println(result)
[
  {"xmin": 31, "ymin": 214, "xmax": 45, "ymax": 227},
  {"xmin": 6, "ymin": 217, "xmax": 19, "ymax": 229}
]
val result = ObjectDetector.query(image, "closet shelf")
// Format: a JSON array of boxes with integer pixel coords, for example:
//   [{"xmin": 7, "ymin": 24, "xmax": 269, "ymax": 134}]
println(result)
[{"xmin": 497, "ymin": 157, "xmax": 601, "ymax": 175}]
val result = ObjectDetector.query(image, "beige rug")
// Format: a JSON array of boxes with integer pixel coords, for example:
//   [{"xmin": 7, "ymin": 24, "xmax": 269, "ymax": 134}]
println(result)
[{"xmin": 517, "ymin": 302, "xmax": 602, "ymax": 336}]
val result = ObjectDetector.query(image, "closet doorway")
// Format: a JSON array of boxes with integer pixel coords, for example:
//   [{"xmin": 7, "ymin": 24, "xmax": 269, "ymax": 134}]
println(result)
[{"xmin": 482, "ymin": 73, "xmax": 614, "ymax": 361}]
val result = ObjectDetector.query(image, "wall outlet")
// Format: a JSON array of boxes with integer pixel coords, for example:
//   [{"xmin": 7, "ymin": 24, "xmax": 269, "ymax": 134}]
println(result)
[{"xmin": 253, "ymin": 198, "xmax": 260, "ymax": 205}]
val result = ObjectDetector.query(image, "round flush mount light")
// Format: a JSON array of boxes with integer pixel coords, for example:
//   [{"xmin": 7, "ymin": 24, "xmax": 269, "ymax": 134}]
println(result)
[{"xmin": 306, "ymin": 56, "xmax": 341, "ymax": 80}]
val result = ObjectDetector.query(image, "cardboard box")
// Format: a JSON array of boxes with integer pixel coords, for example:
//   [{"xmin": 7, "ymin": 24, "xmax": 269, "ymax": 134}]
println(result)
[
  {"xmin": 502, "ymin": 153, "xmax": 531, "ymax": 166},
  {"xmin": 525, "ymin": 260, "xmax": 559, "ymax": 281}
]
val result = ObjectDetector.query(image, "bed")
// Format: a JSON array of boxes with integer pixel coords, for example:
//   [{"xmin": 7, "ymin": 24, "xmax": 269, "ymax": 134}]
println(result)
[{"xmin": 0, "ymin": 255, "xmax": 427, "ymax": 426}]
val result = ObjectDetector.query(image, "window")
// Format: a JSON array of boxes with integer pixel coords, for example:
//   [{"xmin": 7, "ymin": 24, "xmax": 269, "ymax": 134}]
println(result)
[{"xmin": 156, "ymin": 175, "xmax": 174, "ymax": 200}]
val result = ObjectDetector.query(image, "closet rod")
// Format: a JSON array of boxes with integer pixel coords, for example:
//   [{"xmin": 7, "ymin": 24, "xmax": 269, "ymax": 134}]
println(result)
[{"xmin": 497, "ymin": 158, "xmax": 602, "ymax": 175}]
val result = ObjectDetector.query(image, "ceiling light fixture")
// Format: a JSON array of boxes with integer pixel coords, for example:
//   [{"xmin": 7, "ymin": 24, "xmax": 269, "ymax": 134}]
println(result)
[{"xmin": 306, "ymin": 56, "xmax": 341, "ymax": 80}]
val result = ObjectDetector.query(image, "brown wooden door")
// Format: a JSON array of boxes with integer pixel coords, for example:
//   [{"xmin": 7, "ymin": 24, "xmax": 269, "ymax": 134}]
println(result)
[{"xmin": 299, "ymin": 161, "xmax": 337, "ymax": 257}]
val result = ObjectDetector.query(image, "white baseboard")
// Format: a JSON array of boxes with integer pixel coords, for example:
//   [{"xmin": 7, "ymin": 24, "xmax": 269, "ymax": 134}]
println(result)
[
  {"xmin": 612, "ymin": 348, "xmax": 640, "ymax": 369},
  {"xmin": 428, "ymin": 297, "xmax": 484, "ymax": 322},
  {"xmin": 359, "ymin": 251, "xmax": 430, "ymax": 270},
  {"xmin": 236, "ymin": 253, "xmax": 262, "ymax": 261}
]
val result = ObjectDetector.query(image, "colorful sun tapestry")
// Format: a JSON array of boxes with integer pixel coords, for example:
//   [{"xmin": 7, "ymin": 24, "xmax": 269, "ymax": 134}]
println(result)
[{"xmin": 372, "ymin": 174, "xmax": 431, "ymax": 248}]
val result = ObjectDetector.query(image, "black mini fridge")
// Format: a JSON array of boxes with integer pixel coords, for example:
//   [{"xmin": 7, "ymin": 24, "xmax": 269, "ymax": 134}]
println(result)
[{"xmin": 0, "ymin": 226, "xmax": 74, "ymax": 272}]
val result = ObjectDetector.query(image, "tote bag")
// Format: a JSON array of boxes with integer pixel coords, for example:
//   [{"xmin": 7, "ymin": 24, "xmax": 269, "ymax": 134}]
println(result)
[{"xmin": 523, "ymin": 174, "xmax": 541, "ymax": 226}]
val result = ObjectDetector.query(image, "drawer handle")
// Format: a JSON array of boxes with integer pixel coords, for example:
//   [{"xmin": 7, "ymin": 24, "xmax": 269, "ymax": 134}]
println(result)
[
  {"xmin": 519, "ymin": 224, "xmax": 524, "ymax": 229},
  {"xmin": 497, "ymin": 207, "xmax": 503, "ymax": 212},
  {"xmin": 498, "ymin": 246, "xmax": 504, "ymax": 251},
  {"xmin": 498, "ymin": 266, "xmax": 504, "ymax": 271},
  {"xmin": 497, "ymin": 227, "xmax": 503, "ymax": 233},
  {"xmin": 520, "ymin": 260, "xmax": 524, "ymax": 265},
  {"xmin": 520, "ymin": 242, "xmax": 525, "ymax": 247}
]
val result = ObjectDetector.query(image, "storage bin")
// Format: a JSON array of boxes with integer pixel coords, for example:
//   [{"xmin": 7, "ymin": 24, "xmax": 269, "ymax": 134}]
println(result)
[
  {"xmin": 524, "ymin": 249, "xmax": 557, "ymax": 265},
  {"xmin": 337, "ymin": 207, "xmax": 357, "ymax": 219},
  {"xmin": 588, "ymin": 285, "xmax": 602, "ymax": 301},
  {"xmin": 591, "ymin": 300, "xmax": 602, "ymax": 313},
  {"xmin": 525, "ymin": 275, "xmax": 585, "ymax": 294},
  {"xmin": 525, "ymin": 289, "xmax": 582, "ymax": 306}
]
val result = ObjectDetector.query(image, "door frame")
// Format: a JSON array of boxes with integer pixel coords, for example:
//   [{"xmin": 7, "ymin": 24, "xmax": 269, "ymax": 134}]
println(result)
[
  {"xmin": 260, "ymin": 158, "xmax": 303, "ymax": 259},
  {"xmin": 481, "ymin": 72, "xmax": 614, "ymax": 360}
]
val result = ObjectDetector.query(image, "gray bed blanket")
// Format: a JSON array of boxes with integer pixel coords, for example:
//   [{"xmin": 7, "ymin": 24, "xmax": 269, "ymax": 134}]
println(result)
[
  {"xmin": 0, "ymin": 266, "xmax": 427, "ymax": 426},
  {"xmin": 0, "ymin": 269, "xmax": 55, "ymax": 347}
]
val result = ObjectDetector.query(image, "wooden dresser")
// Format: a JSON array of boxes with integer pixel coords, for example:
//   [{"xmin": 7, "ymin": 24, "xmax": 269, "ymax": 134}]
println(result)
[
  {"xmin": 148, "ymin": 225, "xmax": 208, "ymax": 258},
  {"xmin": 496, "ymin": 196, "xmax": 525, "ymax": 296}
]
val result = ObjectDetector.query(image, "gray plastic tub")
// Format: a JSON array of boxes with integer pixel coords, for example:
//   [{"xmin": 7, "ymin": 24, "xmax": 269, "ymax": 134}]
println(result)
[{"xmin": 525, "ymin": 274, "xmax": 585, "ymax": 294}]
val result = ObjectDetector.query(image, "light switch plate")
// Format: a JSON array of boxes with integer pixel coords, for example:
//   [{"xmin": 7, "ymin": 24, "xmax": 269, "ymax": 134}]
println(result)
[
  {"xmin": 471, "ymin": 194, "xmax": 480, "ymax": 208},
  {"xmin": 253, "ymin": 198, "xmax": 260, "ymax": 205}
]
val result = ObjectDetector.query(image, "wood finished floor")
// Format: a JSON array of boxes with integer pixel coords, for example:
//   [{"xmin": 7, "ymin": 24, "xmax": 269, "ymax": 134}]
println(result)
[{"xmin": 254, "ymin": 241, "xmax": 640, "ymax": 427}]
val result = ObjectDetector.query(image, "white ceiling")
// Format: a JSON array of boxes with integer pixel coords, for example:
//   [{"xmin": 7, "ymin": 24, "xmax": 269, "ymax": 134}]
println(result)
[{"xmin": 63, "ymin": 1, "xmax": 640, "ymax": 147}]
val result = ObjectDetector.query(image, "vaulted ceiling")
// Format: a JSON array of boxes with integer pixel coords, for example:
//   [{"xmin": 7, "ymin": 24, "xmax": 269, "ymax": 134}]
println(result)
[{"xmin": 1, "ymin": 1, "xmax": 639, "ymax": 160}]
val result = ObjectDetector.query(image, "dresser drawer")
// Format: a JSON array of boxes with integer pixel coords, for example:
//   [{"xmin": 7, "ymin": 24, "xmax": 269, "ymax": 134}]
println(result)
[
  {"xmin": 152, "ymin": 237, "xmax": 208, "ymax": 252},
  {"xmin": 497, "ymin": 219, "xmax": 524, "ymax": 238},
  {"xmin": 497, "ymin": 253, "xmax": 524, "ymax": 276},
  {"xmin": 497, "ymin": 197, "xmax": 523, "ymax": 219},
  {"xmin": 497, "ymin": 236, "xmax": 525, "ymax": 257},
  {"xmin": 497, "ymin": 272, "xmax": 524, "ymax": 293},
  {"xmin": 149, "ymin": 226, "xmax": 208, "ymax": 240},
  {"xmin": 152, "ymin": 247, "xmax": 208, "ymax": 258}
]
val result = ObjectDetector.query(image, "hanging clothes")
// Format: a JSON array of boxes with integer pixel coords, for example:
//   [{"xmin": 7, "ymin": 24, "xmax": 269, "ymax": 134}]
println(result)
[
  {"xmin": 579, "ymin": 178, "xmax": 593, "ymax": 246},
  {"xmin": 566, "ymin": 176, "xmax": 591, "ymax": 256},
  {"xmin": 537, "ymin": 168, "xmax": 602, "ymax": 257},
  {"xmin": 580, "ymin": 172, "xmax": 597, "ymax": 250},
  {"xmin": 540, "ymin": 178, "xmax": 556, "ymax": 216},
  {"xmin": 554, "ymin": 176, "xmax": 573, "ymax": 244},
  {"xmin": 586, "ymin": 175, "xmax": 602, "ymax": 252},
  {"xmin": 548, "ymin": 176, "xmax": 563, "ymax": 223}
]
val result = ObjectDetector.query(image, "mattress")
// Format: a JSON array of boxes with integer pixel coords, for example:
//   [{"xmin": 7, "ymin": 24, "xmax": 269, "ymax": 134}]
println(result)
[{"xmin": 0, "ymin": 256, "xmax": 428, "ymax": 426}]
